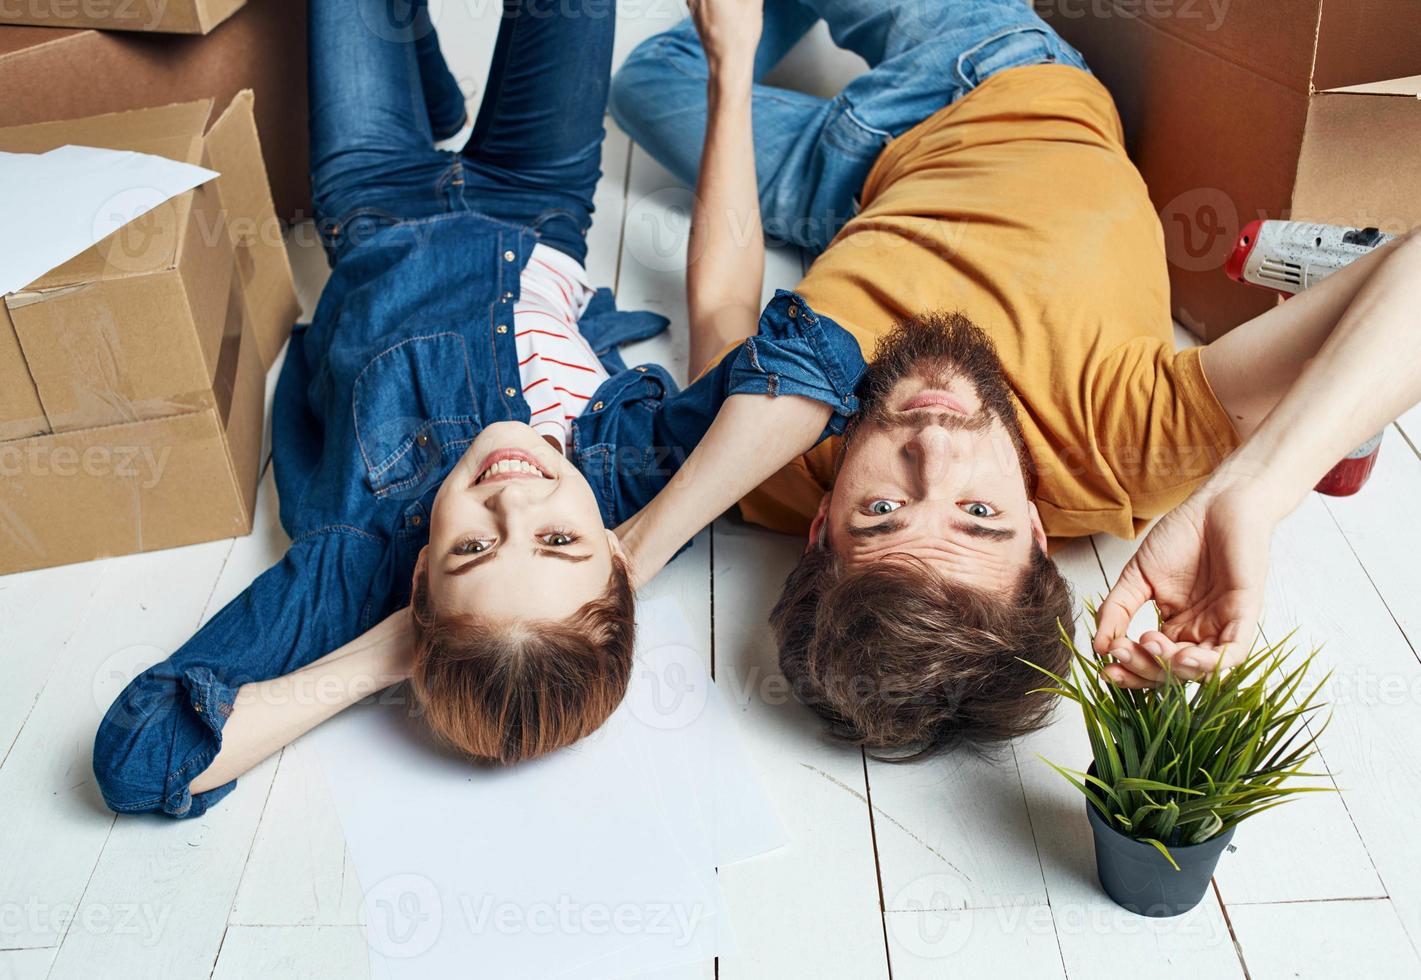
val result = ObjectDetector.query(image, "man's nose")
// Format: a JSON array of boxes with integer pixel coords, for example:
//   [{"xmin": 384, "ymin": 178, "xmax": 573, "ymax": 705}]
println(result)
[{"xmin": 907, "ymin": 425, "xmax": 965, "ymax": 492}]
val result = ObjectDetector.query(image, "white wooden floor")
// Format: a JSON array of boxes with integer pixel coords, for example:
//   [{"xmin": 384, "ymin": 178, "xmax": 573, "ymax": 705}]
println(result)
[{"xmin": 5, "ymin": 6, "xmax": 1421, "ymax": 979}]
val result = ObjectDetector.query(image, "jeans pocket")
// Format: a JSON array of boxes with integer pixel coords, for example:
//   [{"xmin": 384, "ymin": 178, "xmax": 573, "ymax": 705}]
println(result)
[{"xmin": 956, "ymin": 25, "xmax": 1071, "ymax": 90}]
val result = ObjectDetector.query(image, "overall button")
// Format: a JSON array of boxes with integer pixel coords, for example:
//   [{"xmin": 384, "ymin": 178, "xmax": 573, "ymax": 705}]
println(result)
[
  {"xmin": 634, "ymin": 366, "xmax": 647, "ymax": 372},
  {"xmin": 592, "ymin": 401, "xmax": 604, "ymax": 411},
  {"xmin": 504, "ymin": 386, "xmax": 517, "ymax": 397},
  {"xmin": 503, "ymin": 249, "xmax": 516, "ymax": 262},
  {"xmin": 409, "ymin": 513, "xmax": 423, "ymax": 527},
  {"xmin": 416, "ymin": 433, "xmax": 430, "ymax": 447},
  {"xmin": 496, "ymin": 324, "xmax": 508, "ymax": 334}
]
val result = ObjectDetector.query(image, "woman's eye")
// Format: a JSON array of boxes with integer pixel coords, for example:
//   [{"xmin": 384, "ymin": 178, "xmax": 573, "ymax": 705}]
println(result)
[
  {"xmin": 961, "ymin": 502, "xmax": 998, "ymax": 519},
  {"xmin": 455, "ymin": 538, "xmax": 493, "ymax": 555},
  {"xmin": 867, "ymin": 500, "xmax": 902, "ymax": 516},
  {"xmin": 541, "ymin": 531, "xmax": 578, "ymax": 547}
]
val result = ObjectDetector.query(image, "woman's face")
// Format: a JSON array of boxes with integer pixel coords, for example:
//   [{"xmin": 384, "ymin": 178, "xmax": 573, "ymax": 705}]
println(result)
[{"xmin": 422, "ymin": 422, "xmax": 622, "ymax": 622}]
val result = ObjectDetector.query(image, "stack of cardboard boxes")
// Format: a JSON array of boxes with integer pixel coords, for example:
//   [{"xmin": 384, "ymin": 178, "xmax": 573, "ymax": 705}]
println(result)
[{"xmin": 0, "ymin": 0, "xmax": 301, "ymax": 573}]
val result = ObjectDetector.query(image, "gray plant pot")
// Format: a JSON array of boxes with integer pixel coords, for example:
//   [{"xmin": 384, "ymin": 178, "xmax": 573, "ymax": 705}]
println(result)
[{"xmin": 1085, "ymin": 773, "xmax": 1235, "ymax": 917}]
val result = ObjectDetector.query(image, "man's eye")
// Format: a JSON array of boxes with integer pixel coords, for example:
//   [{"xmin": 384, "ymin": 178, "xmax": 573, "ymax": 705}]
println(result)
[
  {"xmin": 455, "ymin": 538, "xmax": 493, "ymax": 555},
  {"xmin": 541, "ymin": 530, "xmax": 578, "ymax": 547},
  {"xmin": 867, "ymin": 500, "xmax": 902, "ymax": 516},
  {"xmin": 961, "ymin": 502, "xmax": 998, "ymax": 519}
]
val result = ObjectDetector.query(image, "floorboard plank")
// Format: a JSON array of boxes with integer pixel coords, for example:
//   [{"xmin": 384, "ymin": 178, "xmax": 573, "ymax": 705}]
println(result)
[
  {"xmin": 1251, "ymin": 495, "xmax": 1421, "ymax": 948},
  {"xmin": 0, "ymin": 538, "xmax": 232, "ymax": 951},
  {"xmin": 210, "ymin": 925, "xmax": 370, "ymax": 980},
  {"xmin": 0, "ymin": 561, "xmax": 105, "ymax": 767},
  {"xmin": 1322, "ymin": 425, "xmax": 1421, "ymax": 657},
  {"xmin": 710, "ymin": 519, "xmax": 890, "ymax": 980},
  {"xmin": 0, "ymin": 947, "xmax": 56, "ymax": 980},
  {"xmin": 1227, "ymin": 898, "xmax": 1421, "ymax": 980}
]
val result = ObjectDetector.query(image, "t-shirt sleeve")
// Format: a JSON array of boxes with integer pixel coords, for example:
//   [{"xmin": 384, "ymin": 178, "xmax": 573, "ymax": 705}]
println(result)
[{"xmin": 1091, "ymin": 340, "xmax": 1243, "ymax": 522}]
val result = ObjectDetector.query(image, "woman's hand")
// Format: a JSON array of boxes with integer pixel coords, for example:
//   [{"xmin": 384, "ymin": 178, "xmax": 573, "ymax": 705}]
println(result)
[
  {"xmin": 1094, "ymin": 467, "xmax": 1282, "ymax": 684},
  {"xmin": 688, "ymin": 0, "xmax": 763, "ymax": 79}
]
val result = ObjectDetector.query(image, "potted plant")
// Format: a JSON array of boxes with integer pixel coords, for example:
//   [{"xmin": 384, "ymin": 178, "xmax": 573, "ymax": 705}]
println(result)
[{"xmin": 1030, "ymin": 619, "xmax": 1333, "ymax": 917}]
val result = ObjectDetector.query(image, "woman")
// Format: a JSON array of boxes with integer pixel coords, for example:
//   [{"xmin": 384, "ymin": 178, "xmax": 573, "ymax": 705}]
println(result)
[{"xmin": 92, "ymin": 0, "xmax": 862, "ymax": 818}]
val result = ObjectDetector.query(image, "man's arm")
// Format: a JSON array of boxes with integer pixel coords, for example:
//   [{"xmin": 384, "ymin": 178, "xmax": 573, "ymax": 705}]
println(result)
[
  {"xmin": 190, "ymin": 608, "xmax": 412, "ymax": 793},
  {"xmin": 685, "ymin": 0, "xmax": 765, "ymax": 378},
  {"xmin": 1096, "ymin": 229, "xmax": 1421, "ymax": 683},
  {"xmin": 1199, "ymin": 231, "xmax": 1412, "ymax": 438}
]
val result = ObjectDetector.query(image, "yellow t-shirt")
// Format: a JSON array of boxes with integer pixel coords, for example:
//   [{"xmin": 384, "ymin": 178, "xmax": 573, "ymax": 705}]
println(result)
[{"xmin": 731, "ymin": 64, "xmax": 1241, "ymax": 543}]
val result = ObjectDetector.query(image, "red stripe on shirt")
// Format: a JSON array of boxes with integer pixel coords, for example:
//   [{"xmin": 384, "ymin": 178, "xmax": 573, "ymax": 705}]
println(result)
[
  {"xmin": 529, "ymin": 403, "xmax": 560, "ymax": 417},
  {"xmin": 540, "ymin": 356, "xmax": 599, "ymax": 374}
]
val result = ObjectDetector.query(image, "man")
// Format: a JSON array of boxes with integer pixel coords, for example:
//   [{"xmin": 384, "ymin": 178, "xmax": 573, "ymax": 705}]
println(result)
[{"xmin": 611, "ymin": 0, "xmax": 1421, "ymax": 756}]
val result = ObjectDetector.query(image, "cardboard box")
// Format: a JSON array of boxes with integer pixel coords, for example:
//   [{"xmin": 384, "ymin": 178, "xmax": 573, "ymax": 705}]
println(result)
[
  {"xmin": 0, "ymin": 94, "xmax": 298, "ymax": 574},
  {"xmin": 0, "ymin": 0, "xmax": 309, "ymax": 220},
  {"xmin": 0, "ymin": 0, "xmax": 244, "ymax": 34},
  {"xmin": 1036, "ymin": 0, "xmax": 1421, "ymax": 340}
]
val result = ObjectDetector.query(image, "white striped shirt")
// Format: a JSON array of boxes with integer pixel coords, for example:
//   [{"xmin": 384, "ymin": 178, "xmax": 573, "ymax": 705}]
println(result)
[{"xmin": 513, "ymin": 244, "xmax": 606, "ymax": 454}]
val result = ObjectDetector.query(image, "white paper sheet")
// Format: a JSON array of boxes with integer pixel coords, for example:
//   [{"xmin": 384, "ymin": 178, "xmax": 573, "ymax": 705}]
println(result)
[
  {"xmin": 0, "ymin": 144, "xmax": 219, "ymax": 296},
  {"xmin": 306, "ymin": 596, "xmax": 785, "ymax": 980}
]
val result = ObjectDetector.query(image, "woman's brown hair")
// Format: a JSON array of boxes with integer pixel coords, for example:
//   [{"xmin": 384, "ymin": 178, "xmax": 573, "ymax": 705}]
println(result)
[{"xmin": 409, "ymin": 559, "xmax": 636, "ymax": 764}]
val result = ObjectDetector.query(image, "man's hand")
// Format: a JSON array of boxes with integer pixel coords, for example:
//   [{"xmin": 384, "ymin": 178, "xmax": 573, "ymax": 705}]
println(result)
[
  {"xmin": 1094, "ymin": 472, "xmax": 1280, "ymax": 685},
  {"xmin": 688, "ymin": 0, "xmax": 762, "ymax": 78}
]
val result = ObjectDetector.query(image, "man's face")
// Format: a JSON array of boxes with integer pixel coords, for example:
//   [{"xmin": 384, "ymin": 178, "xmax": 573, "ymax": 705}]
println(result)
[
  {"xmin": 421, "ymin": 422, "xmax": 621, "ymax": 623},
  {"xmin": 815, "ymin": 315, "xmax": 1047, "ymax": 595}
]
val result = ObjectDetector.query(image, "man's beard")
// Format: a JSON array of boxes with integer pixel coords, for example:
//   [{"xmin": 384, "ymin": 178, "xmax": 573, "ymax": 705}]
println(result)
[{"xmin": 849, "ymin": 311, "xmax": 1038, "ymax": 497}]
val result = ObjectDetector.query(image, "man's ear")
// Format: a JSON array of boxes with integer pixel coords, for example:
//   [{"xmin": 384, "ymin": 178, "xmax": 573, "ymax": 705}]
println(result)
[
  {"xmin": 806, "ymin": 492, "xmax": 832, "ymax": 554},
  {"xmin": 1027, "ymin": 502, "xmax": 1048, "ymax": 554}
]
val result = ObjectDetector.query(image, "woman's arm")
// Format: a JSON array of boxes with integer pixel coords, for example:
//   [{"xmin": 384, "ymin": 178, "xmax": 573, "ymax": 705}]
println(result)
[
  {"xmin": 618, "ymin": 392, "xmax": 832, "ymax": 587},
  {"xmin": 685, "ymin": 0, "xmax": 765, "ymax": 379},
  {"xmin": 1096, "ymin": 230, "xmax": 1421, "ymax": 682},
  {"xmin": 189, "ymin": 608, "xmax": 413, "ymax": 793}
]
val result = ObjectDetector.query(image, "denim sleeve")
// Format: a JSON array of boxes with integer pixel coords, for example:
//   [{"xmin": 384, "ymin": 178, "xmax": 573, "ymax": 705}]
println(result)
[
  {"xmin": 92, "ymin": 528, "xmax": 388, "ymax": 819},
  {"xmin": 581, "ymin": 290, "xmax": 865, "ymax": 527},
  {"xmin": 712, "ymin": 290, "xmax": 865, "ymax": 434}
]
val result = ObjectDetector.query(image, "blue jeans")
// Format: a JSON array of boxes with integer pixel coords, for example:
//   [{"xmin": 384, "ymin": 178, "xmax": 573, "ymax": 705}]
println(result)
[
  {"xmin": 609, "ymin": 0, "xmax": 1087, "ymax": 251},
  {"xmin": 309, "ymin": 0, "xmax": 615, "ymax": 264}
]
